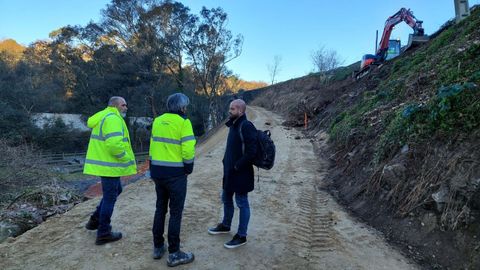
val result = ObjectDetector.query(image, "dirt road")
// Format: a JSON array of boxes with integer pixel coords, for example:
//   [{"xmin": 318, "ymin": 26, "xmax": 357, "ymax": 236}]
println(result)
[{"xmin": 0, "ymin": 107, "xmax": 419, "ymax": 270}]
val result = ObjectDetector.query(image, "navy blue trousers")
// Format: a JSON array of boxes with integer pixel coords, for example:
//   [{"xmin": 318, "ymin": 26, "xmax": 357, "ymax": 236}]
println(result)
[
  {"xmin": 92, "ymin": 177, "xmax": 122, "ymax": 237},
  {"xmin": 152, "ymin": 175, "xmax": 187, "ymax": 253}
]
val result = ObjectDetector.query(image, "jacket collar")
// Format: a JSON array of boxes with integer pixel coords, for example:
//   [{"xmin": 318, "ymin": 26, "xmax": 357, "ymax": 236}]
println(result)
[
  {"xmin": 226, "ymin": 113, "xmax": 247, "ymax": 128},
  {"xmin": 106, "ymin": 106, "xmax": 122, "ymax": 117},
  {"xmin": 87, "ymin": 106, "xmax": 122, "ymax": 129},
  {"xmin": 167, "ymin": 111, "xmax": 187, "ymax": 119}
]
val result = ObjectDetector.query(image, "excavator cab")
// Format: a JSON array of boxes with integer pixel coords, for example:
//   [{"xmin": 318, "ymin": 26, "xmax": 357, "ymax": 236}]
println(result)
[{"xmin": 386, "ymin": 39, "xmax": 401, "ymax": 60}]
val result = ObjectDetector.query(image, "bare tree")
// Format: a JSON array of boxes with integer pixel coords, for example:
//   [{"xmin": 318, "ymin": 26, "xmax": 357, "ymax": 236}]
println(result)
[
  {"xmin": 140, "ymin": 1, "xmax": 195, "ymax": 91},
  {"xmin": 98, "ymin": 0, "xmax": 144, "ymax": 49},
  {"xmin": 267, "ymin": 55, "xmax": 282, "ymax": 85},
  {"xmin": 185, "ymin": 7, "xmax": 243, "ymax": 130},
  {"xmin": 311, "ymin": 45, "xmax": 343, "ymax": 83}
]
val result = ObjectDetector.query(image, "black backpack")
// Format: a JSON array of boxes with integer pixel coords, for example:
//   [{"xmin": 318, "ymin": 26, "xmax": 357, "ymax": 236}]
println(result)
[{"xmin": 239, "ymin": 121, "xmax": 276, "ymax": 170}]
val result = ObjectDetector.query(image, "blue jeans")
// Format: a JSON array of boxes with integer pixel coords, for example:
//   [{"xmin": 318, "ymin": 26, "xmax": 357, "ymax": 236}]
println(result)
[
  {"xmin": 222, "ymin": 190, "xmax": 250, "ymax": 237},
  {"xmin": 152, "ymin": 175, "xmax": 187, "ymax": 253},
  {"xmin": 92, "ymin": 177, "xmax": 122, "ymax": 237}
]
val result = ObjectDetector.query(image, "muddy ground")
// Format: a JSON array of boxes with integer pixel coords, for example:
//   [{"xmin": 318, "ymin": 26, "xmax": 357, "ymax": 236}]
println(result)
[{"xmin": 0, "ymin": 107, "xmax": 419, "ymax": 270}]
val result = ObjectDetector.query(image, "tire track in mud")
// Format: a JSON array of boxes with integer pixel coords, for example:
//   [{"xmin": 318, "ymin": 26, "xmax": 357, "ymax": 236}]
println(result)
[
  {"xmin": 291, "ymin": 186, "xmax": 341, "ymax": 260},
  {"xmin": 255, "ymin": 109, "xmax": 343, "ymax": 265}
]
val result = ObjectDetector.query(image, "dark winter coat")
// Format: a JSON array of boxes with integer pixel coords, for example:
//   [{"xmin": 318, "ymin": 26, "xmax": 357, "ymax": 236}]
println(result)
[{"xmin": 222, "ymin": 114, "xmax": 257, "ymax": 193}]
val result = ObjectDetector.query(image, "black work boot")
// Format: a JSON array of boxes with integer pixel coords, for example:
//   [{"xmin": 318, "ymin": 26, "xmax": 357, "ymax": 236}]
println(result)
[
  {"xmin": 95, "ymin": 231, "xmax": 122, "ymax": 245},
  {"xmin": 85, "ymin": 216, "xmax": 99, "ymax": 230},
  {"xmin": 167, "ymin": 250, "xmax": 194, "ymax": 267},
  {"xmin": 153, "ymin": 245, "xmax": 166, "ymax": 260}
]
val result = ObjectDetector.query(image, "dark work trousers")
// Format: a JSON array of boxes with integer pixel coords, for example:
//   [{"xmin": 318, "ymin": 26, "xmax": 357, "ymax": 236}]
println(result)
[
  {"xmin": 92, "ymin": 176, "xmax": 122, "ymax": 237},
  {"xmin": 152, "ymin": 174, "xmax": 187, "ymax": 253}
]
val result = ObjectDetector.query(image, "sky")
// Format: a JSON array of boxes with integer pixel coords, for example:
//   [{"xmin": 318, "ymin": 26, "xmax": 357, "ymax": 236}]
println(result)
[{"xmin": 1, "ymin": 0, "xmax": 480, "ymax": 83}]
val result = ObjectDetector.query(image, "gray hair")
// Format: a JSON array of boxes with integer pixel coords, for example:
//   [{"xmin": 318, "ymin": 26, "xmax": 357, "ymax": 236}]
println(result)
[
  {"xmin": 167, "ymin": 93, "xmax": 190, "ymax": 112},
  {"xmin": 108, "ymin": 96, "xmax": 125, "ymax": 106}
]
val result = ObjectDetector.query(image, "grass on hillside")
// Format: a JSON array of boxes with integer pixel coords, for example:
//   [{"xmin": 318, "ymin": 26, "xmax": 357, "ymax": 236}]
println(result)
[{"xmin": 329, "ymin": 7, "xmax": 480, "ymax": 164}]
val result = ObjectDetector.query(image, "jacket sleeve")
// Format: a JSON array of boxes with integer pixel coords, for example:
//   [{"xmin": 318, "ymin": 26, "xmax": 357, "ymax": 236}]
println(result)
[
  {"xmin": 103, "ymin": 116, "xmax": 131, "ymax": 162},
  {"xmin": 181, "ymin": 119, "xmax": 196, "ymax": 174},
  {"xmin": 235, "ymin": 121, "xmax": 257, "ymax": 170}
]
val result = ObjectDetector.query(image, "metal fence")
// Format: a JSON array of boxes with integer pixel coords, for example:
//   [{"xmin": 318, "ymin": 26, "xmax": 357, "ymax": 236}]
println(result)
[{"xmin": 39, "ymin": 151, "xmax": 149, "ymax": 174}]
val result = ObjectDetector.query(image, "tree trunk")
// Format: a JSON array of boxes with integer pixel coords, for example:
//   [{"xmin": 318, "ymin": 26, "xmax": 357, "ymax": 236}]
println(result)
[
  {"xmin": 206, "ymin": 99, "xmax": 220, "ymax": 131},
  {"xmin": 149, "ymin": 95, "xmax": 157, "ymax": 117}
]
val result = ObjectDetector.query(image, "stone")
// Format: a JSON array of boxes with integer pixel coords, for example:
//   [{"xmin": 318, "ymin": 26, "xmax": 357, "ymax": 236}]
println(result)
[
  {"xmin": 401, "ymin": 144, "xmax": 409, "ymax": 154},
  {"xmin": 0, "ymin": 222, "xmax": 21, "ymax": 243},
  {"xmin": 59, "ymin": 193, "xmax": 72, "ymax": 203},
  {"xmin": 432, "ymin": 186, "xmax": 449, "ymax": 204},
  {"xmin": 432, "ymin": 186, "xmax": 449, "ymax": 213},
  {"xmin": 382, "ymin": 163, "xmax": 407, "ymax": 186}
]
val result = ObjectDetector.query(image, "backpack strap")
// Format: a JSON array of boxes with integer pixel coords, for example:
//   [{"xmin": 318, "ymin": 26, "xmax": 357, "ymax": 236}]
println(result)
[
  {"xmin": 239, "ymin": 120, "xmax": 261, "ymax": 186},
  {"xmin": 238, "ymin": 120, "xmax": 245, "ymax": 155}
]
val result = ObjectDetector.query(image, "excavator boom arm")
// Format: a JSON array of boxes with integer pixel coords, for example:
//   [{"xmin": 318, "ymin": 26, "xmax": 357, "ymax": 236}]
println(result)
[{"xmin": 377, "ymin": 8, "xmax": 424, "ymax": 60}]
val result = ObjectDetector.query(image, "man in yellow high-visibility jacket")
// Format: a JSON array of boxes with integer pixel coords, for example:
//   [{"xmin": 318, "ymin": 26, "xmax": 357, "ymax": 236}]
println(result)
[
  {"xmin": 83, "ymin": 96, "xmax": 137, "ymax": 245},
  {"xmin": 149, "ymin": 93, "xmax": 195, "ymax": 267}
]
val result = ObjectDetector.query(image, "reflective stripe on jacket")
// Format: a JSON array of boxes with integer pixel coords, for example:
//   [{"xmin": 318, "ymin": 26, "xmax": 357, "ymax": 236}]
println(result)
[
  {"xmin": 83, "ymin": 107, "xmax": 137, "ymax": 177},
  {"xmin": 149, "ymin": 112, "xmax": 196, "ymax": 178}
]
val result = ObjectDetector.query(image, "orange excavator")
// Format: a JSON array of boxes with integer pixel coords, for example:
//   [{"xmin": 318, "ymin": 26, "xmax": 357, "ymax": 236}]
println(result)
[{"xmin": 355, "ymin": 8, "xmax": 429, "ymax": 79}]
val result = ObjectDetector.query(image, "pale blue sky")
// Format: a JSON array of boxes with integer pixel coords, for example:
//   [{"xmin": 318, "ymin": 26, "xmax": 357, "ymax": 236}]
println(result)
[{"xmin": 1, "ymin": 1, "xmax": 479, "ymax": 83}]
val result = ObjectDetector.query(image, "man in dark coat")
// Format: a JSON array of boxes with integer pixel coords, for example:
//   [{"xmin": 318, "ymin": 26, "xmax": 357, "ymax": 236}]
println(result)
[{"xmin": 208, "ymin": 99, "xmax": 257, "ymax": 249}]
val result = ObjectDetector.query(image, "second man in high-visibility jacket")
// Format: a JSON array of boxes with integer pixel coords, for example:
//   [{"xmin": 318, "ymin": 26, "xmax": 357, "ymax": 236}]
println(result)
[{"xmin": 149, "ymin": 93, "xmax": 196, "ymax": 267}]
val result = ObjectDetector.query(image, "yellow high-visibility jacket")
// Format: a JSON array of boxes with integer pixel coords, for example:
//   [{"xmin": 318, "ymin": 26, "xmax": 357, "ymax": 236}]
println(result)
[
  {"xmin": 149, "ymin": 113, "xmax": 196, "ymax": 178},
  {"xmin": 83, "ymin": 107, "xmax": 137, "ymax": 177}
]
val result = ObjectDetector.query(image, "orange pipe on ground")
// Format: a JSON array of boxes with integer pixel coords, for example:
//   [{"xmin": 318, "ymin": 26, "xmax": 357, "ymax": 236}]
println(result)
[{"xmin": 84, "ymin": 162, "xmax": 149, "ymax": 198}]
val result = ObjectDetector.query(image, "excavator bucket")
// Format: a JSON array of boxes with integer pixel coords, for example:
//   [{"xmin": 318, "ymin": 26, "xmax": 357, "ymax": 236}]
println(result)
[{"xmin": 404, "ymin": 34, "xmax": 429, "ymax": 51}]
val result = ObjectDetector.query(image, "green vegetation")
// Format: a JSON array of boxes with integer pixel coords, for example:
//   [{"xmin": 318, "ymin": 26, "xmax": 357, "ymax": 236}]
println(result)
[
  {"xmin": 328, "ymin": 62, "xmax": 360, "ymax": 81},
  {"xmin": 374, "ymin": 82, "xmax": 479, "ymax": 162},
  {"xmin": 329, "ymin": 83, "xmax": 393, "ymax": 144},
  {"xmin": 0, "ymin": 0, "xmax": 248, "ymax": 152}
]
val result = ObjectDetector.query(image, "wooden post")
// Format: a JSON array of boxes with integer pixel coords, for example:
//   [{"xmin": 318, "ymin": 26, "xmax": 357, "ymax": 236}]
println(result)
[{"xmin": 304, "ymin": 112, "xmax": 308, "ymax": 130}]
